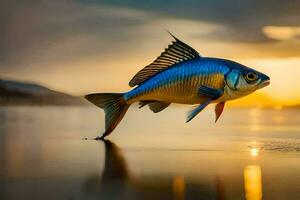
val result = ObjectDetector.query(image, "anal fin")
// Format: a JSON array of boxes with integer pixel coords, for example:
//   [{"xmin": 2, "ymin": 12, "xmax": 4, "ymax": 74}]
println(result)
[
  {"xmin": 139, "ymin": 100, "xmax": 170, "ymax": 113},
  {"xmin": 139, "ymin": 100, "xmax": 156, "ymax": 108},
  {"xmin": 148, "ymin": 102, "xmax": 170, "ymax": 113}
]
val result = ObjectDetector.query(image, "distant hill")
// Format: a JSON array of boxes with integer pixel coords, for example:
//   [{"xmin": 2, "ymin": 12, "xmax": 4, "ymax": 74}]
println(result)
[{"xmin": 0, "ymin": 79, "xmax": 86, "ymax": 106}]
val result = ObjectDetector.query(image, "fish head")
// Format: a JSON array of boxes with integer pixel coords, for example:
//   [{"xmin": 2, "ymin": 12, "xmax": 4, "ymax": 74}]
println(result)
[{"xmin": 224, "ymin": 60, "xmax": 270, "ymax": 98}]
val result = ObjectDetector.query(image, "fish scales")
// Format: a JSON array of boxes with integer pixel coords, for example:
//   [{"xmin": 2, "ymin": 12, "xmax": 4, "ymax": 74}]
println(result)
[{"xmin": 124, "ymin": 58, "xmax": 229, "ymax": 104}]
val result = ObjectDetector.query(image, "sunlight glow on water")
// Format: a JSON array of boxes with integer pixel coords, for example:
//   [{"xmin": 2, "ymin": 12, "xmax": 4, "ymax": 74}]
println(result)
[
  {"xmin": 244, "ymin": 165, "xmax": 262, "ymax": 200},
  {"xmin": 250, "ymin": 148, "xmax": 259, "ymax": 157}
]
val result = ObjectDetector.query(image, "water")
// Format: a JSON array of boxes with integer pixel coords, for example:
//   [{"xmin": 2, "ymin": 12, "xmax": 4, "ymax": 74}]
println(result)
[{"xmin": 0, "ymin": 106, "xmax": 300, "ymax": 200}]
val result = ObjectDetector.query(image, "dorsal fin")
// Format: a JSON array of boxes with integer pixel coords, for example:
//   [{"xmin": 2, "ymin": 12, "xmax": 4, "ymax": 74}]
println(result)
[{"xmin": 129, "ymin": 32, "xmax": 201, "ymax": 87}]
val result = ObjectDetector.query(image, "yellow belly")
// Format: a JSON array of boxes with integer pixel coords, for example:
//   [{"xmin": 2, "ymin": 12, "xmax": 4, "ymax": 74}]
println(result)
[{"xmin": 128, "ymin": 73, "xmax": 225, "ymax": 105}]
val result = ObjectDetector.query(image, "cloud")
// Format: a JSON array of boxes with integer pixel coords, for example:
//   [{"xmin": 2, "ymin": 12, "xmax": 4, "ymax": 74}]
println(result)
[
  {"xmin": 2, "ymin": 0, "xmax": 300, "ymax": 72},
  {"xmin": 0, "ymin": 0, "xmax": 151, "ymax": 70},
  {"xmin": 90, "ymin": 0, "xmax": 300, "ymax": 42},
  {"xmin": 263, "ymin": 26, "xmax": 300, "ymax": 40}
]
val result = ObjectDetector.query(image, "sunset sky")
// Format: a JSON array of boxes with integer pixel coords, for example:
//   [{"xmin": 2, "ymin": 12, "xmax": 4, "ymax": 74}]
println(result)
[{"xmin": 1, "ymin": 0, "xmax": 300, "ymax": 107}]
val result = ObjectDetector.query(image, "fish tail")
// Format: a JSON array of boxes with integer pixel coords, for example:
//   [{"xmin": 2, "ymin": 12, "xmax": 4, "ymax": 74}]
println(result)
[{"xmin": 85, "ymin": 93, "xmax": 130, "ymax": 139}]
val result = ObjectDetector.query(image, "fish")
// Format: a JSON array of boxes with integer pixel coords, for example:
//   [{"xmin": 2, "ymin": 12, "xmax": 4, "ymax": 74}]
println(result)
[{"xmin": 85, "ymin": 33, "xmax": 270, "ymax": 140}]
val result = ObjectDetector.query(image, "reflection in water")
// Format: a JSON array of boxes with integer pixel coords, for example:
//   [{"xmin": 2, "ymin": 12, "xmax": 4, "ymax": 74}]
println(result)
[
  {"xmin": 249, "ymin": 109, "xmax": 262, "ymax": 132},
  {"xmin": 244, "ymin": 165, "xmax": 262, "ymax": 200},
  {"xmin": 172, "ymin": 175, "xmax": 185, "ymax": 200},
  {"xmin": 84, "ymin": 140, "xmax": 227, "ymax": 200},
  {"xmin": 84, "ymin": 140, "xmax": 130, "ymax": 199}
]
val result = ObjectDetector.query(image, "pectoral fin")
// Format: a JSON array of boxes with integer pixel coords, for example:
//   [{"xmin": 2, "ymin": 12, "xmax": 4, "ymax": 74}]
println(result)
[
  {"xmin": 186, "ymin": 86, "xmax": 224, "ymax": 123},
  {"xmin": 186, "ymin": 100, "xmax": 211, "ymax": 123},
  {"xmin": 198, "ymin": 85, "xmax": 224, "ymax": 100},
  {"xmin": 215, "ymin": 102, "xmax": 225, "ymax": 123}
]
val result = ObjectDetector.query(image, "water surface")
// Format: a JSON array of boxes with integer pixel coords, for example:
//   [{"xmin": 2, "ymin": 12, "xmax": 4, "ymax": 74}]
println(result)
[{"xmin": 0, "ymin": 106, "xmax": 300, "ymax": 200}]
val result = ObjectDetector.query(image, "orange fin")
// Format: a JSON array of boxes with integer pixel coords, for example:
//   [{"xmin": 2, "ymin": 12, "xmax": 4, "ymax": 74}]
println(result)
[{"xmin": 215, "ymin": 102, "xmax": 225, "ymax": 123}]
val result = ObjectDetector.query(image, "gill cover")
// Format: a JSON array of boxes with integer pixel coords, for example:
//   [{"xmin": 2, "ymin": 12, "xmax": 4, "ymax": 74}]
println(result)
[{"xmin": 226, "ymin": 70, "xmax": 240, "ymax": 90}]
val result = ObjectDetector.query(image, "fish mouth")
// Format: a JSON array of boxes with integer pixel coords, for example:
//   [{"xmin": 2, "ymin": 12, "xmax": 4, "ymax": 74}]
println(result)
[{"xmin": 259, "ymin": 79, "xmax": 270, "ymax": 88}]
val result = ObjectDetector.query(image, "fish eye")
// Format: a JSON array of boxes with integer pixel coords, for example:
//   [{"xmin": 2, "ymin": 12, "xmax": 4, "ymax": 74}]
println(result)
[{"xmin": 245, "ymin": 72, "xmax": 258, "ymax": 81}]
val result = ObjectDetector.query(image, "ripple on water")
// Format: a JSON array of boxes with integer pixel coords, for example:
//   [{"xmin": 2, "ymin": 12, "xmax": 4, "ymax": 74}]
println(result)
[{"xmin": 248, "ymin": 140, "xmax": 300, "ymax": 153}]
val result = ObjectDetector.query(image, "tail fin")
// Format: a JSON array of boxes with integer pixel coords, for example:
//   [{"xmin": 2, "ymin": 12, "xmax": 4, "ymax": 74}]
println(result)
[{"xmin": 85, "ymin": 93, "xmax": 129, "ymax": 139}]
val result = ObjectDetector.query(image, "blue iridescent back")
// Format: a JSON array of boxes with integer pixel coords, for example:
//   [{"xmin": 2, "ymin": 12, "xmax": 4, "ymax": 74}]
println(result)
[{"xmin": 124, "ymin": 58, "xmax": 230, "ymax": 104}]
